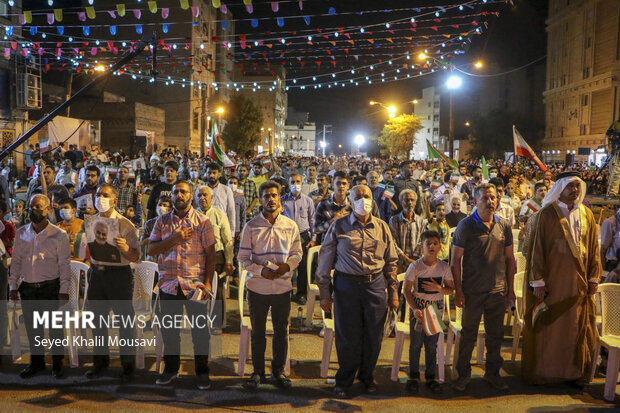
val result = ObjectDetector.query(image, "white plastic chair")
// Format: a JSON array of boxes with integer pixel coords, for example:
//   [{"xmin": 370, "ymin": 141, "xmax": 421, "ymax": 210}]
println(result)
[
  {"xmin": 319, "ymin": 305, "xmax": 335, "ymax": 378},
  {"xmin": 66, "ymin": 260, "xmax": 89, "ymax": 367},
  {"xmin": 305, "ymin": 245, "xmax": 322, "ymax": 327},
  {"xmin": 515, "ymin": 252, "xmax": 526, "ymax": 273},
  {"xmin": 444, "ymin": 294, "xmax": 486, "ymax": 377},
  {"xmin": 590, "ymin": 283, "xmax": 620, "ymax": 401},
  {"xmin": 132, "ymin": 261, "xmax": 158, "ymax": 370},
  {"xmin": 390, "ymin": 282, "xmax": 446, "ymax": 382},
  {"xmin": 510, "ymin": 271, "xmax": 525, "ymax": 361},
  {"xmin": 237, "ymin": 269, "xmax": 290, "ymax": 376}
]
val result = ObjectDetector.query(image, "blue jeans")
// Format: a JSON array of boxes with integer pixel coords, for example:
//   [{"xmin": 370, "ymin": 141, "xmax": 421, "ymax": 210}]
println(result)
[{"xmin": 409, "ymin": 312, "xmax": 439, "ymax": 380}]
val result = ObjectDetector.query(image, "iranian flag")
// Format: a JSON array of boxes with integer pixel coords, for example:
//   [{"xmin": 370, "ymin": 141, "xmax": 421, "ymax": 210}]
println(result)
[
  {"xmin": 422, "ymin": 303, "xmax": 446, "ymax": 336},
  {"xmin": 513, "ymin": 125, "xmax": 548, "ymax": 171},
  {"xmin": 426, "ymin": 139, "xmax": 458, "ymax": 169},
  {"xmin": 39, "ymin": 137, "xmax": 50, "ymax": 152},
  {"xmin": 209, "ymin": 121, "xmax": 234, "ymax": 168}
]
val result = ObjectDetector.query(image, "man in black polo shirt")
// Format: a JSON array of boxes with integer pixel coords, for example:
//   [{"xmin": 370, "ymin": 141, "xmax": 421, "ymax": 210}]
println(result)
[
  {"xmin": 146, "ymin": 160, "xmax": 178, "ymax": 220},
  {"xmin": 451, "ymin": 182, "xmax": 516, "ymax": 392}
]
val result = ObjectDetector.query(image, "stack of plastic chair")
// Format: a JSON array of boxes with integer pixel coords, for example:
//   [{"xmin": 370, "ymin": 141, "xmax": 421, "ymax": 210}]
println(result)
[{"xmin": 590, "ymin": 283, "xmax": 620, "ymax": 401}]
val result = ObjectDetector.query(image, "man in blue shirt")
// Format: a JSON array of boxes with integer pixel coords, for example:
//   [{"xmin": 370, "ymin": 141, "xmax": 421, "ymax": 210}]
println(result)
[{"xmin": 282, "ymin": 173, "xmax": 315, "ymax": 304}]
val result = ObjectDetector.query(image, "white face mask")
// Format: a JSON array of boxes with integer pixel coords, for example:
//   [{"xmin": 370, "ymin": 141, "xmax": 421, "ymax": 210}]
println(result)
[
  {"xmin": 190, "ymin": 171, "xmax": 199, "ymax": 179},
  {"xmin": 156, "ymin": 206, "xmax": 169, "ymax": 216},
  {"xmin": 489, "ymin": 173, "xmax": 497, "ymax": 179},
  {"xmin": 228, "ymin": 183, "xmax": 238, "ymax": 192},
  {"xmin": 60, "ymin": 208, "xmax": 73, "ymax": 221},
  {"xmin": 290, "ymin": 184, "xmax": 302, "ymax": 194},
  {"xmin": 95, "ymin": 196, "xmax": 112, "ymax": 213},
  {"xmin": 353, "ymin": 198, "xmax": 373, "ymax": 216}
]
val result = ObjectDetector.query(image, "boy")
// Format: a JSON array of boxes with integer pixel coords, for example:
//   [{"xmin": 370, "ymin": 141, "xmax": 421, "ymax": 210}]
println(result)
[
  {"xmin": 403, "ymin": 230, "xmax": 454, "ymax": 393},
  {"xmin": 57, "ymin": 198, "xmax": 84, "ymax": 258},
  {"xmin": 425, "ymin": 203, "xmax": 451, "ymax": 262}
]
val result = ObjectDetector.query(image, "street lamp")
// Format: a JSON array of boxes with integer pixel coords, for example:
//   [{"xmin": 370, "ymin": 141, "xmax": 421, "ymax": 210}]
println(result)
[
  {"xmin": 370, "ymin": 100, "xmax": 397, "ymax": 118},
  {"xmin": 445, "ymin": 74, "xmax": 462, "ymax": 159},
  {"xmin": 320, "ymin": 140, "xmax": 326, "ymax": 157},
  {"xmin": 354, "ymin": 134, "xmax": 365, "ymax": 154}
]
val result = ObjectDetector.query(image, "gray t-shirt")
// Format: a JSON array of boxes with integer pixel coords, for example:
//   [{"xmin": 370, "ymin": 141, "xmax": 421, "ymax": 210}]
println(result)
[{"xmin": 452, "ymin": 211, "xmax": 512, "ymax": 294}]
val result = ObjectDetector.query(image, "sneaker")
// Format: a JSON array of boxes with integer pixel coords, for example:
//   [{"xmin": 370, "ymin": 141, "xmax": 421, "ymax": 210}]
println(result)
[
  {"xmin": 273, "ymin": 373, "xmax": 292, "ymax": 389},
  {"xmin": 405, "ymin": 378, "xmax": 419, "ymax": 393},
  {"xmin": 196, "ymin": 373, "xmax": 211, "ymax": 390},
  {"xmin": 452, "ymin": 376, "xmax": 470, "ymax": 392},
  {"xmin": 483, "ymin": 373, "xmax": 508, "ymax": 390},
  {"xmin": 156, "ymin": 372, "xmax": 179, "ymax": 385},
  {"xmin": 243, "ymin": 372, "xmax": 264, "ymax": 390},
  {"xmin": 362, "ymin": 379, "xmax": 377, "ymax": 394}
]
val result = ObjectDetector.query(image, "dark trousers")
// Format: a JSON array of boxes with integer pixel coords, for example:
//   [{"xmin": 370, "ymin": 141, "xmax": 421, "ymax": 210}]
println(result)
[
  {"xmin": 0, "ymin": 263, "xmax": 7, "ymax": 350},
  {"xmin": 19, "ymin": 278, "xmax": 64, "ymax": 366},
  {"xmin": 214, "ymin": 251, "xmax": 226, "ymax": 322},
  {"xmin": 86, "ymin": 266, "xmax": 135, "ymax": 369},
  {"xmin": 159, "ymin": 288, "xmax": 210, "ymax": 375},
  {"xmin": 296, "ymin": 231, "xmax": 311, "ymax": 298},
  {"xmin": 409, "ymin": 315, "xmax": 439, "ymax": 380},
  {"xmin": 333, "ymin": 275, "xmax": 387, "ymax": 388},
  {"xmin": 247, "ymin": 290, "xmax": 290, "ymax": 375},
  {"xmin": 456, "ymin": 291, "xmax": 507, "ymax": 378}
]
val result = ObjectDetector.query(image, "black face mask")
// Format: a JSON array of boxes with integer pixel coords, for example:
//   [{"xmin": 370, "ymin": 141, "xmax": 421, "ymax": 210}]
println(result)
[{"xmin": 29, "ymin": 208, "xmax": 45, "ymax": 224}]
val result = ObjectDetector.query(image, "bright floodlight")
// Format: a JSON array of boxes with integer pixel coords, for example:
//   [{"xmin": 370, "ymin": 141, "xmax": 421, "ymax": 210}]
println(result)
[
  {"xmin": 216, "ymin": 107, "xmax": 224, "ymax": 114},
  {"xmin": 320, "ymin": 141, "xmax": 326, "ymax": 148},
  {"xmin": 354, "ymin": 135, "xmax": 365, "ymax": 147},
  {"xmin": 446, "ymin": 75, "xmax": 462, "ymax": 89}
]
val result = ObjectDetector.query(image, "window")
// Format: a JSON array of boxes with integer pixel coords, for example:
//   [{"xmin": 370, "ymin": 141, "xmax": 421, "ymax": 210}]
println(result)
[
  {"xmin": 583, "ymin": 67, "xmax": 590, "ymax": 79},
  {"xmin": 192, "ymin": 112, "xmax": 199, "ymax": 130},
  {"xmin": 582, "ymin": 95, "xmax": 588, "ymax": 106},
  {"xmin": 427, "ymin": 115, "xmax": 431, "ymax": 120}
]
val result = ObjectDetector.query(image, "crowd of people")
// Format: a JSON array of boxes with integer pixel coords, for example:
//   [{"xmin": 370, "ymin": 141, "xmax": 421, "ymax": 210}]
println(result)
[{"xmin": 0, "ymin": 141, "xmax": 615, "ymax": 399}]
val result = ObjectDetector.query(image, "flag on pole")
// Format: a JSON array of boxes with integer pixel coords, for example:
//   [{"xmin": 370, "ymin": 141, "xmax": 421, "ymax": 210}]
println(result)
[
  {"xmin": 422, "ymin": 303, "xmax": 446, "ymax": 336},
  {"xmin": 426, "ymin": 140, "xmax": 458, "ymax": 169},
  {"xmin": 480, "ymin": 155, "xmax": 489, "ymax": 180},
  {"xmin": 209, "ymin": 121, "xmax": 235, "ymax": 168},
  {"xmin": 39, "ymin": 137, "xmax": 50, "ymax": 152},
  {"xmin": 513, "ymin": 125, "xmax": 548, "ymax": 171}
]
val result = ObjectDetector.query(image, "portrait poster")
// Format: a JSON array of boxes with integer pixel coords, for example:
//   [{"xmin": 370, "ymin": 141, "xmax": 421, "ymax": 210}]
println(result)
[{"xmin": 84, "ymin": 216, "xmax": 121, "ymax": 264}]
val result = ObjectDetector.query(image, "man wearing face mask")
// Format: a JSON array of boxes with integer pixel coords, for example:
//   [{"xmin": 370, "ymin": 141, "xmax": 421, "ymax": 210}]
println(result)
[
  {"xmin": 206, "ymin": 162, "xmax": 236, "ymax": 235},
  {"xmin": 147, "ymin": 160, "xmax": 178, "ymax": 220},
  {"xmin": 140, "ymin": 196, "xmax": 171, "ymax": 261},
  {"xmin": 84, "ymin": 184, "xmax": 141, "ymax": 382},
  {"xmin": 281, "ymin": 173, "xmax": 315, "ymax": 304},
  {"xmin": 57, "ymin": 198, "xmax": 83, "ymax": 258},
  {"xmin": 188, "ymin": 164, "xmax": 205, "ymax": 191},
  {"xmin": 316, "ymin": 185, "xmax": 399, "ymax": 398},
  {"xmin": 9, "ymin": 194, "xmax": 71, "ymax": 379}
]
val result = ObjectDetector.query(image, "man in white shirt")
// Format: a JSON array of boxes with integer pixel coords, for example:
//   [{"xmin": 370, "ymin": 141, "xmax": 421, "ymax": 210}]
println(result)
[
  {"xmin": 206, "ymin": 162, "xmax": 236, "ymax": 234},
  {"xmin": 489, "ymin": 177, "xmax": 515, "ymax": 227},
  {"xmin": 238, "ymin": 180, "xmax": 302, "ymax": 390},
  {"xmin": 9, "ymin": 194, "xmax": 71, "ymax": 379}
]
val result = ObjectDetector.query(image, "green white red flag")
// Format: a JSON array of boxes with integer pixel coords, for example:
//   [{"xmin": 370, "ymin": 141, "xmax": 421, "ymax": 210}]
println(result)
[
  {"xmin": 209, "ymin": 121, "xmax": 234, "ymax": 168},
  {"xmin": 513, "ymin": 125, "xmax": 548, "ymax": 171}
]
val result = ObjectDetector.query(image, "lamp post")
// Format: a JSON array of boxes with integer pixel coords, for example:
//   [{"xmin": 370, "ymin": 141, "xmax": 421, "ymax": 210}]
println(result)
[
  {"xmin": 354, "ymin": 134, "xmax": 365, "ymax": 155},
  {"xmin": 445, "ymin": 75, "xmax": 462, "ymax": 159},
  {"xmin": 369, "ymin": 101, "xmax": 397, "ymax": 118}
]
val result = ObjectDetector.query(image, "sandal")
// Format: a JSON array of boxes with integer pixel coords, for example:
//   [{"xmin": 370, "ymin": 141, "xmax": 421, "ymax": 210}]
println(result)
[{"xmin": 426, "ymin": 379, "xmax": 442, "ymax": 393}]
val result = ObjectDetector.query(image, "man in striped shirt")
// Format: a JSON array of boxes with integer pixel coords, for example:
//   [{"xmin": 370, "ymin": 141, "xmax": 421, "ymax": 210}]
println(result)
[{"xmin": 238, "ymin": 180, "xmax": 302, "ymax": 390}]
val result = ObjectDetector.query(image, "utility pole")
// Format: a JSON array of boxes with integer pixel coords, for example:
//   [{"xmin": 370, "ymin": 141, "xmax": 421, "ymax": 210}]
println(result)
[
  {"xmin": 200, "ymin": 87, "xmax": 207, "ymax": 158},
  {"xmin": 322, "ymin": 124, "xmax": 326, "ymax": 157}
]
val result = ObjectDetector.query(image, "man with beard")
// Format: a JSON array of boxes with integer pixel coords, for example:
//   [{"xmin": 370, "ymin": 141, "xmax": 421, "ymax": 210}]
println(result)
[
  {"xmin": 460, "ymin": 166, "xmax": 483, "ymax": 207},
  {"xmin": 314, "ymin": 171, "xmax": 350, "ymax": 244},
  {"xmin": 308, "ymin": 173, "xmax": 332, "ymax": 206},
  {"xmin": 9, "ymin": 195, "xmax": 70, "ymax": 379},
  {"xmin": 522, "ymin": 172, "xmax": 601, "ymax": 386},
  {"xmin": 393, "ymin": 161, "xmax": 423, "ymax": 215},
  {"xmin": 445, "ymin": 195, "xmax": 467, "ymax": 228},
  {"xmin": 206, "ymin": 163, "xmax": 235, "ymax": 236},
  {"xmin": 237, "ymin": 164, "xmax": 259, "ymax": 219},
  {"xmin": 148, "ymin": 180, "xmax": 216, "ymax": 389},
  {"xmin": 147, "ymin": 160, "xmax": 178, "ymax": 220},
  {"xmin": 238, "ymin": 180, "xmax": 302, "ymax": 390},
  {"xmin": 451, "ymin": 183, "xmax": 516, "ymax": 392}
]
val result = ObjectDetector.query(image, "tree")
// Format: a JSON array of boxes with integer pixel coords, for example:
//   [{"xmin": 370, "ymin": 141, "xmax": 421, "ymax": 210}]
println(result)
[
  {"xmin": 220, "ymin": 94, "xmax": 263, "ymax": 154},
  {"xmin": 372, "ymin": 114, "xmax": 423, "ymax": 158},
  {"xmin": 467, "ymin": 109, "xmax": 543, "ymax": 158}
]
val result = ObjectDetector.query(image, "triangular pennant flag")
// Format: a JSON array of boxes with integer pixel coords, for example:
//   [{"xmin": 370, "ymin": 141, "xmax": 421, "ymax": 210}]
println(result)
[
  {"xmin": 180, "ymin": 0, "xmax": 189, "ymax": 10},
  {"xmin": 212, "ymin": 0, "xmax": 221, "ymax": 7},
  {"xmin": 29, "ymin": 26, "xmax": 37, "ymax": 35},
  {"xmin": 271, "ymin": 2, "xmax": 279, "ymax": 12},
  {"xmin": 191, "ymin": 6, "xmax": 199, "ymax": 17},
  {"xmin": 110, "ymin": 25, "xmax": 116, "ymax": 35},
  {"xmin": 54, "ymin": 9, "xmax": 63, "ymax": 22},
  {"xmin": 24, "ymin": 11, "xmax": 32, "ymax": 24},
  {"xmin": 133, "ymin": 9, "xmax": 141, "ymax": 19},
  {"xmin": 108, "ymin": 10, "xmax": 116, "ymax": 18},
  {"xmin": 57, "ymin": 26, "xmax": 64, "ymax": 35},
  {"xmin": 77, "ymin": 11, "xmax": 86, "ymax": 21},
  {"xmin": 161, "ymin": 8, "xmax": 169, "ymax": 18},
  {"xmin": 277, "ymin": 17, "xmax": 284, "ymax": 27},
  {"xmin": 251, "ymin": 19, "xmax": 258, "ymax": 28},
  {"xmin": 221, "ymin": 4, "xmax": 227, "ymax": 13},
  {"xmin": 86, "ymin": 6, "xmax": 96, "ymax": 19},
  {"xmin": 83, "ymin": 26, "xmax": 90, "ymax": 36},
  {"xmin": 148, "ymin": 1, "xmax": 157, "ymax": 13},
  {"xmin": 162, "ymin": 23, "xmax": 169, "ymax": 33},
  {"xmin": 136, "ymin": 24, "xmax": 143, "ymax": 34},
  {"xmin": 303, "ymin": 16, "xmax": 310, "ymax": 25},
  {"xmin": 116, "ymin": 4, "xmax": 125, "ymax": 17},
  {"xmin": 246, "ymin": 3, "xmax": 253, "ymax": 13}
]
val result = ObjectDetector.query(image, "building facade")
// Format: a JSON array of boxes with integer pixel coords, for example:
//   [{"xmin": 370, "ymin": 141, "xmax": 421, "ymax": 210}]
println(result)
[
  {"xmin": 542, "ymin": 0, "xmax": 620, "ymax": 164},
  {"xmin": 412, "ymin": 87, "xmax": 449, "ymax": 160}
]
